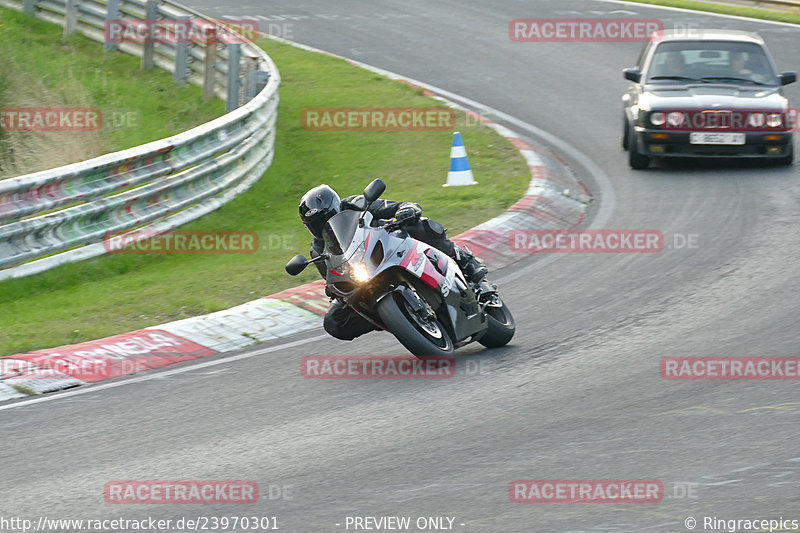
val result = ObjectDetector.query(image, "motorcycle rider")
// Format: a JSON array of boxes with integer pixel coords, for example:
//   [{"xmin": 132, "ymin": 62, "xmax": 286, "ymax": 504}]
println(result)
[{"xmin": 298, "ymin": 183, "xmax": 487, "ymax": 341}]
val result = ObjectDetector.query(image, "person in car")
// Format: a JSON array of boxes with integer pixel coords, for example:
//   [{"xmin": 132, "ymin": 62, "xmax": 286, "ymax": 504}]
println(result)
[
  {"xmin": 730, "ymin": 51, "xmax": 767, "ymax": 82},
  {"xmin": 663, "ymin": 51, "xmax": 688, "ymax": 76}
]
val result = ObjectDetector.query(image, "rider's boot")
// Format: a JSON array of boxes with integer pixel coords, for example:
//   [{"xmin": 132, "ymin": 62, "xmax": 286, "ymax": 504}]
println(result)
[{"xmin": 454, "ymin": 244, "xmax": 488, "ymax": 284}]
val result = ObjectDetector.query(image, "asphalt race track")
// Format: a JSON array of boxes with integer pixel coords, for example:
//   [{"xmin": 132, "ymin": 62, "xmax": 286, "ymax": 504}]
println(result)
[{"xmin": 2, "ymin": 1, "xmax": 800, "ymax": 531}]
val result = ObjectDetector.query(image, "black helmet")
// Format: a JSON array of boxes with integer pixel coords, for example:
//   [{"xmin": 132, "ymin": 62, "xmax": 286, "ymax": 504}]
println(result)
[{"xmin": 299, "ymin": 184, "xmax": 341, "ymax": 239}]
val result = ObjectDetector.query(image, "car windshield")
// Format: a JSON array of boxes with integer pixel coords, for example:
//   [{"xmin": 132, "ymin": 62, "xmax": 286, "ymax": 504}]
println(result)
[
  {"xmin": 646, "ymin": 41, "xmax": 778, "ymax": 85},
  {"xmin": 322, "ymin": 210, "xmax": 361, "ymax": 256}
]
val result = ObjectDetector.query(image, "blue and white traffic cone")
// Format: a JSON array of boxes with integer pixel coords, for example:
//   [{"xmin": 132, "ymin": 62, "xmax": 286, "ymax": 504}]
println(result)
[{"xmin": 443, "ymin": 131, "xmax": 477, "ymax": 187}]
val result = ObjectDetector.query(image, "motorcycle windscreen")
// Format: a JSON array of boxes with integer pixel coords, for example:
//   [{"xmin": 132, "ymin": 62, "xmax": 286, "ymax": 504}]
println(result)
[{"xmin": 322, "ymin": 210, "xmax": 362, "ymax": 257}]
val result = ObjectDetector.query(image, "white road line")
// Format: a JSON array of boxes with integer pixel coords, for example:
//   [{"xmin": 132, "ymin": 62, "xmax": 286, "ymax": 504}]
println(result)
[
  {"xmin": 597, "ymin": 0, "xmax": 800, "ymax": 28},
  {"xmin": 0, "ymin": 334, "xmax": 328, "ymax": 411}
]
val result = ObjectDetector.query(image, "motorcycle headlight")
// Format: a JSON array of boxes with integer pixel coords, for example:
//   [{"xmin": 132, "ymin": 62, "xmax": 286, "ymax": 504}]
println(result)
[{"xmin": 351, "ymin": 262, "xmax": 370, "ymax": 283}]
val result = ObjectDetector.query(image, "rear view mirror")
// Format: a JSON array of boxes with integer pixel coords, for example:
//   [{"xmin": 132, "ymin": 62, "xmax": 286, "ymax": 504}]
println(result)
[
  {"xmin": 285, "ymin": 254, "xmax": 309, "ymax": 276},
  {"xmin": 623, "ymin": 68, "xmax": 642, "ymax": 83},
  {"xmin": 363, "ymin": 178, "xmax": 386, "ymax": 207},
  {"xmin": 780, "ymin": 71, "xmax": 797, "ymax": 85}
]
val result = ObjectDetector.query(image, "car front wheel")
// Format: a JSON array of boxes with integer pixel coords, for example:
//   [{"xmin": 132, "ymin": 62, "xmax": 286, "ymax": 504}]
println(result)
[
  {"xmin": 628, "ymin": 125, "xmax": 650, "ymax": 170},
  {"xmin": 622, "ymin": 116, "xmax": 629, "ymax": 150}
]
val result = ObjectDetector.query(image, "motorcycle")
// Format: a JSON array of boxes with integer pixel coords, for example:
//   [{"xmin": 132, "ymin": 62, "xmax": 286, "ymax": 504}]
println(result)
[{"xmin": 285, "ymin": 179, "xmax": 515, "ymax": 356}]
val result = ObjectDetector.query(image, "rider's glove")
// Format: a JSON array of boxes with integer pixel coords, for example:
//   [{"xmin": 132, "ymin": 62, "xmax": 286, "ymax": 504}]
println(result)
[
  {"xmin": 325, "ymin": 285, "xmax": 337, "ymax": 300},
  {"xmin": 392, "ymin": 207, "xmax": 419, "ymax": 227}
]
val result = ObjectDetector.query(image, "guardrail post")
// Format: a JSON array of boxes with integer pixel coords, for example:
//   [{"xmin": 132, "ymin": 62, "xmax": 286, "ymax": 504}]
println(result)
[
  {"xmin": 63, "ymin": 0, "xmax": 78, "ymax": 37},
  {"xmin": 226, "ymin": 43, "xmax": 241, "ymax": 111},
  {"xmin": 202, "ymin": 35, "xmax": 218, "ymax": 100},
  {"xmin": 23, "ymin": 0, "xmax": 35, "ymax": 14},
  {"xmin": 173, "ymin": 16, "xmax": 190, "ymax": 84},
  {"xmin": 140, "ymin": 0, "xmax": 158, "ymax": 70},
  {"xmin": 103, "ymin": 0, "xmax": 120, "ymax": 52},
  {"xmin": 244, "ymin": 56, "xmax": 259, "ymax": 102},
  {"xmin": 255, "ymin": 70, "xmax": 270, "ymax": 96}
]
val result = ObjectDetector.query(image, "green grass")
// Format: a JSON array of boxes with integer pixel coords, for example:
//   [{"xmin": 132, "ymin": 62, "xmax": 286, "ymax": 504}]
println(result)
[
  {"xmin": 0, "ymin": 43, "xmax": 6, "ymax": 117},
  {"xmin": 625, "ymin": 0, "xmax": 800, "ymax": 24},
  {"xmin": 11, "ymin": 385, "xmax": 36, "ymax": 396},
  {"xmin": 0, "ymin": 33, "xmax": 530, "ymax": 356},
  {"xmin": 0, "ymin": 7, "xmax": 225, "ymax": 176}
]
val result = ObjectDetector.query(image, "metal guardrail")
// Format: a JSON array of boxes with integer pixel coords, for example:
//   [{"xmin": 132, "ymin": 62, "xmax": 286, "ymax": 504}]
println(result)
[
  {"xmin": 0, "ymin": 0, "xmax": 280, "ymax": 280},
  {"xmin": 768, "ymin": 0, "xmax": 800, "ymax": 8},
  {"xmin": 740, "ymin": 0, "xmax": 800, "ymax": 12}
]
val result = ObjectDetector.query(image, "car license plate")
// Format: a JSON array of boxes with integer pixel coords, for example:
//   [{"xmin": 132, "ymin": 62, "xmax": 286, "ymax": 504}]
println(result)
[{"xmin": 689, "ymin": 132, "xmax": 746, "ymax": 145}]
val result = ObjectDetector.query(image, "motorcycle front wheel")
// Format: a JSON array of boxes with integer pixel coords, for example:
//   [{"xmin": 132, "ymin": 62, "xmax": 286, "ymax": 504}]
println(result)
[
  {"xmin": 377, "ymin": 291, "xmax": 454, "ymax": 357},
  {"xmin": 477, "ymin": 294, "xmax": 515, "ymax": 348}
]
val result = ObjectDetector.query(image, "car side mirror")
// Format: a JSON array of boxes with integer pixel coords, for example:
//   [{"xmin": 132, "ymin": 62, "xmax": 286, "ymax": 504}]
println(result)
[
  {"xmin": 363, "ymin": 178, "xmax": 386, "ymax": 206},
  {"xmin": 285, "ymin": 254, "xmax": 309, "ymax": 276},
  {"xmin": 780, "ymin": 72, "xmax": 797, "ymax": 85},
  {"xmin": 623, "ymin": 68, "xmax": 642, "ymax": 83}
]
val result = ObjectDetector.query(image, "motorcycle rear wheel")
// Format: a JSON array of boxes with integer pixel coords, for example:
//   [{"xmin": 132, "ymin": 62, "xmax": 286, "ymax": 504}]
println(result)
[{"xmin": 377, "ymin": 291, "xmax": 455, "ymax": 357}]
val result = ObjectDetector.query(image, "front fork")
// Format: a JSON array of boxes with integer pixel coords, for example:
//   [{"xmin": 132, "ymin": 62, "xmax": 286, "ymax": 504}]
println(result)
[
  {"xmin": 475, "ymin": 279, "xmax": 500, "ymax": 310},
  {"xmin": 343, "ymin": 283, "xmax": 435, "ymax": 333},
  {"xmin": 376, "ymin": 285, "xmax": 436, "ymax": 321}
]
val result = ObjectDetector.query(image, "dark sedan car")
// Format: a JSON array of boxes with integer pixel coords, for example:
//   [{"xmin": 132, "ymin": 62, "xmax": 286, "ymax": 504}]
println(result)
[{"xmin": 622, "ymin": 30, "xmax": 796, "ymax": 169}]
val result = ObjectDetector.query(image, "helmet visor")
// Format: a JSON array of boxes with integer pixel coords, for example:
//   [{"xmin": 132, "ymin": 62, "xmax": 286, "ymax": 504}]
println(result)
[{"xmin": 302, "ymin": 208, "xmax": 329, "ymax": 239}]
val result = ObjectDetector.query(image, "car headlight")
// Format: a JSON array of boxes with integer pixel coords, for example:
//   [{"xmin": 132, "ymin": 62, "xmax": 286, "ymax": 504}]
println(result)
[
  {"xmin": 667, "ymin": 112, "xmax": 685, "ymax": 127},
  {"xmin": 748, "ymin": 113, "xmax": 766, "ymax": 128},
  {"xmin": 650, "ymin": 112, "xmax": 666, "ymax": 126},
  {"xmin": 351, "ymin": 262, "xmax": 370, "ymax": 283},
  {"xmin": 767, "ymin": 113, "xmax": 783, "ymax": 128}
]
